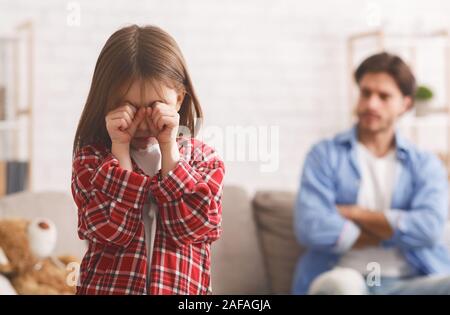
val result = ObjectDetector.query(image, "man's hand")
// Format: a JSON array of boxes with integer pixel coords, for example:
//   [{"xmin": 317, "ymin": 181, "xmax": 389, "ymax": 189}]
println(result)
[
  {"xmin": 337, "ymin": 204, "xmax": 394, "ymax": 241},
  {"xmin": 337, "ymin": 204, "xmax": 362, "ymax": 220},
  {"xmin": 353, "ymin": 231, "xmax": 382, "ymax": 249}
]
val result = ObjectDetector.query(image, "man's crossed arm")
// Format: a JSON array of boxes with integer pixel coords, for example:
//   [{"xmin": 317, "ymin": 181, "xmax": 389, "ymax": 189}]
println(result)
[{"xmin": 337, "ymin": 205, "xmax": 394, "ymax": 249}]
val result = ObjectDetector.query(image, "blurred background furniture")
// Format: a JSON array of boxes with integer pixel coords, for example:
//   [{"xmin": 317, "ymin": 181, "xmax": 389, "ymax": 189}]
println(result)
[
  {"xmin": 1, "ymin": 186, "xmax": 449, "ymax": 295},
  {"xmin": 211, "ymin": 186, "xmax": 303, "ymax": 294},
  {"xmin": 0, "ymin": 20, "xmax": 34, "ymax": 196}
]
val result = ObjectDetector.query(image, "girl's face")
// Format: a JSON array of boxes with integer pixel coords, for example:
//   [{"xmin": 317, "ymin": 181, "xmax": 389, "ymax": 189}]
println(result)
[{"xmin": 121, "ymin": 79, "xmax": 183, "ymax": 150}]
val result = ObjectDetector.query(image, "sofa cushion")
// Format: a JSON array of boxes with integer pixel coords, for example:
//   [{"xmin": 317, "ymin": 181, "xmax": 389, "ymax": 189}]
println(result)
[
  {"xmin": 252, "ymin": 190, "xmax": 304, "ymax": 294},
  {"xmin": 211, "ymin": 186, "xmax": 270, "ymax": 294}
]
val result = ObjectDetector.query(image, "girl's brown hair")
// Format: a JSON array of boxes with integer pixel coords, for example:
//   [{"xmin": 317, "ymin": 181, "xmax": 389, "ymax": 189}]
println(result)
[{"xmin": 73, "ymin": 24, "xmax": 203, "ymax": 154}]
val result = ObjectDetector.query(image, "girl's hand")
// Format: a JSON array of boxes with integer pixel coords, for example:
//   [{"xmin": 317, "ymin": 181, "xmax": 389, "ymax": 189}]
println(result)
[
  {"xmin": 145, "ymin": 102, "xmax": 180, "ymax": 146},
  {"xmin": 105, "ymin": 103, "xmax": 146, "ymax": 145},
  {"xmin": 145, "ymin": 102, "xmax": 180, "ymax": 177}
]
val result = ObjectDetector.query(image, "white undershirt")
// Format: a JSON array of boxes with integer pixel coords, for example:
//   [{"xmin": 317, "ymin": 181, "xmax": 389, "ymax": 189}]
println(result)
[
  {"xmin": 337, "ymin": 142, "xmax": 414, "ymax": 277},
  {"xmin": 130, "ymin": 143, "xmax": 161, "ymax": 290}
]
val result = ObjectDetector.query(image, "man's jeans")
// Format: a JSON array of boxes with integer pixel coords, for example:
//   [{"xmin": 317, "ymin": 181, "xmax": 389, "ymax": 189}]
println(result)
[
  {"xmin": 368, "ymin": 275, "xmax": 450, "ymax": 295},
  {"xmin": 309, "ymin": 267, "xmax": 450, "ymax": 295}
]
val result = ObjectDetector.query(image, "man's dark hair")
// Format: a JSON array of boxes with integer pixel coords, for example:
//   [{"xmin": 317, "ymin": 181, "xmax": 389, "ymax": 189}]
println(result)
[{"xmin": 354, "ymin": 52, "xmax": 416, "ymax": 99}]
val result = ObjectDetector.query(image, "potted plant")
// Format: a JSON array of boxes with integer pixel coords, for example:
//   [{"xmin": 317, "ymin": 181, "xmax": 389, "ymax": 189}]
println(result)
[{"xmin": 414, "ymin": 85, "xmax": 434, "ymax": 117}]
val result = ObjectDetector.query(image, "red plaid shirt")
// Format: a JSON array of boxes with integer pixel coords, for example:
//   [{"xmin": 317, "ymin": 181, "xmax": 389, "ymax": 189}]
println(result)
[{"xmin": 71, "ymin": 138, "xmax": 225, "ymax": 295}]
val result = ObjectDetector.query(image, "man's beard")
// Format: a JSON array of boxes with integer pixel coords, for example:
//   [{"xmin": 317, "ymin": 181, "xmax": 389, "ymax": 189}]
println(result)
[{"xmin": 358, "ymin": 113, "xmax": 394, "ymax": 135}]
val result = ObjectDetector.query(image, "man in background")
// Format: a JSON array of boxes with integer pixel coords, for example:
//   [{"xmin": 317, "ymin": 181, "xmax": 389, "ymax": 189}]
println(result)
[{"xmin": 293, "ymin": 52, "xmax": 450, "ymax": 295}]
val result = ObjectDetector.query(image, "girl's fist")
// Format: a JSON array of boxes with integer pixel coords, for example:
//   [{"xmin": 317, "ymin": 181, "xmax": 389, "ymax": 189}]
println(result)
[
  {"xmin": 105, "ymin": 103, "xmax": 145, "ymax": 145},
  {"xmin": 145, "ymin": 102, "xmax": 180, "ymax": 145}
]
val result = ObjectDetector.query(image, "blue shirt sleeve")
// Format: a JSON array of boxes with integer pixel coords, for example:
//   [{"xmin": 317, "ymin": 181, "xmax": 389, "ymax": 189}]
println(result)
[
  {"xmin": 383, "ymin": 153, "xmax": 448, "ymax": 250},
  {"xmin": 294, "ymin": 142, "xmax": 361, "ymax": 254}
]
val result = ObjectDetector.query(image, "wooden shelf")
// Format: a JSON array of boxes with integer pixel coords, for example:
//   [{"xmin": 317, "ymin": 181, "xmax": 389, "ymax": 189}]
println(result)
[
  {"xmin": 415, "ymin": 105, "xmax": 449, "ymax": 117},
  {"xmin": 0, "ymin": 120, "xmax": 18, "ymax": 131},
  {"xmin": 16, "ymin": 108, "xmax": 31, "ymax": 115},
  {"xmin": 0, "ymin": 21, "xmax": 34, "ymax": 195},
  {"xmin": 0, "ymin": 36, "xmax": 19, "ymax": 42}
]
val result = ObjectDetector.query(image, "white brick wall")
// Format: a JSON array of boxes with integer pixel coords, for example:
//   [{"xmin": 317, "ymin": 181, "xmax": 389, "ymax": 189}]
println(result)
[{"xmin": 0, "ymin": 0, "xmax": 450, "ymax": 195}]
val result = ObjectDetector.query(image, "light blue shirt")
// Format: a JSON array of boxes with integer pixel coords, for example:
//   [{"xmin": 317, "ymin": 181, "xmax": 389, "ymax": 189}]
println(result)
[{"xmin": 292, "ymin": 126, "xmax": 450, "ymax": 295}]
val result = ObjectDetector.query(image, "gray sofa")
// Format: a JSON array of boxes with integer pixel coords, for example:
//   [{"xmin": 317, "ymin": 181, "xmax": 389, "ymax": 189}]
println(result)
[
  {"xmin": 213, "ymin": 186, "xmax": 450, "ymax": 294},
  {"xmin": 2, "ymin": 187, "xmax": 449, "ymax": 295},
  {"xmin": 211, "ymin": 186, "xmax": 303, "ymax": 294}
]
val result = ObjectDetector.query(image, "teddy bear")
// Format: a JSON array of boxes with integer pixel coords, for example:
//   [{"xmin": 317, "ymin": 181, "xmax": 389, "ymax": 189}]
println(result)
[{"xmin": 0, "ymin": 217, "xmax": 80, "ymax": 295}]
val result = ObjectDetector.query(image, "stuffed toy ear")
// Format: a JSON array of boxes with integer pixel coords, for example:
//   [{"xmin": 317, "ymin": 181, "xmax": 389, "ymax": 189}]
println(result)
[
  {"xmin": 0, "ymin": 245, "xmax": 15, "ymax": 295},
  {"xmin": 28, "ymin": 218, "xmax": 57, "ymax": 259},
  {"xmin": 0, "ymin": 273, "xmax": 17, "ymax": 295},
  {"xmin": 0, "ymin": 246, "xmax": 9, "ymax": 265},
  {"xmin": 0, "ymin": 246, "xmax": 13, "ymax": 274}
]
